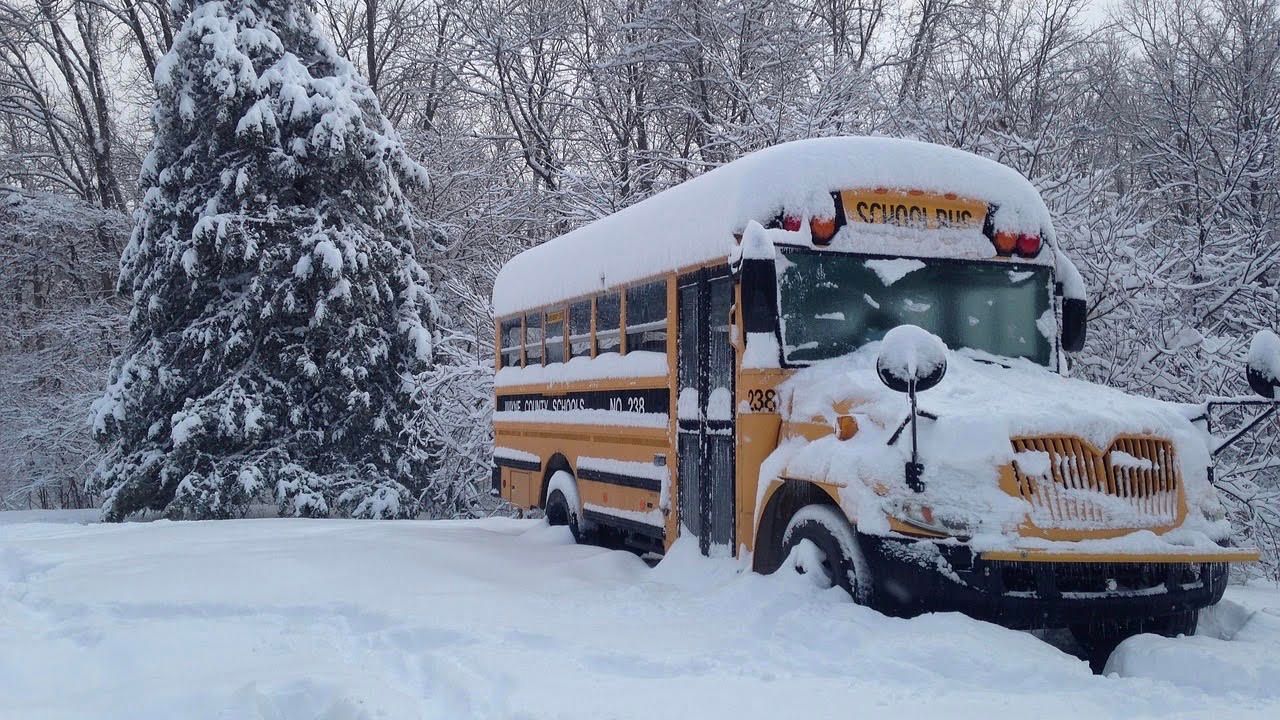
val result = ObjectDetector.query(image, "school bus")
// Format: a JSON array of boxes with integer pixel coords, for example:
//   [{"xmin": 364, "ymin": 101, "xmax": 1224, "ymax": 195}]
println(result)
[{"xmin": 490, "ymin": 137, "xmax": 1263, "ymax": 663}]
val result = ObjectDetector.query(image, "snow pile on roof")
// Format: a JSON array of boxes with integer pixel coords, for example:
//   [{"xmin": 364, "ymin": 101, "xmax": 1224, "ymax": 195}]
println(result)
[
  {"xmin": 494, "ymin": 137, "xmax": 1056, "ymax": 315},
  {"xmin": 765, "ymin": 344, "xmax": 1227, "ymax": 542},
  {"xmin": 737, "ymin": 220, "xmax": 777, "ymax": 260}
]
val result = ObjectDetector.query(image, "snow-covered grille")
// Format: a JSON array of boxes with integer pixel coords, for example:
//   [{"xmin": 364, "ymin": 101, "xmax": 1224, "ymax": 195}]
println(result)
[{"xmin": 1010, "ymin": 436, "xmax": 1181, "ymax": 530}]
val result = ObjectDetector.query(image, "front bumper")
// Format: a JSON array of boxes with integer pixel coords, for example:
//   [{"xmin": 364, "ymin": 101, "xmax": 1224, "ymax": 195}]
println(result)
[{"xmin": 860, "ymin": 534, "xmax": 1233, "ymax": 629}]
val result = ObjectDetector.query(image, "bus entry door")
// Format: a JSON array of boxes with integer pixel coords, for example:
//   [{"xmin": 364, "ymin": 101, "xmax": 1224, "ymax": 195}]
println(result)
[{"xmin": 677, "ymin": 268, "xmax": 736, "ymax": 556}]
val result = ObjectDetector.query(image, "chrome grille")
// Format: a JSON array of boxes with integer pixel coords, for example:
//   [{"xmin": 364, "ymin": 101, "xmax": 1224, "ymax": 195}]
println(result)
[{"xmin": 1010, "ymin": 436, "xmax": 1181, "ymax": 529}]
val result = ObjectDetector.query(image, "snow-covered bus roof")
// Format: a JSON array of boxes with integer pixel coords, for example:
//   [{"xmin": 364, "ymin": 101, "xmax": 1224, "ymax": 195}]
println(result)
[{"xmin": 493, "ymin": 137, "xmax": 1059, "ymax": 316}]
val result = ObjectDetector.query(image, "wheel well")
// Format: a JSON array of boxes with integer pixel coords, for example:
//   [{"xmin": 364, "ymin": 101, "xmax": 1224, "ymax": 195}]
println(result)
[
  {"xmin": 539, "ymin": 453, "xmax": 573, "ymax": 507},
  {"xmin": 753, "ymin": 480, "xmax": 840, "ymax": 574}
]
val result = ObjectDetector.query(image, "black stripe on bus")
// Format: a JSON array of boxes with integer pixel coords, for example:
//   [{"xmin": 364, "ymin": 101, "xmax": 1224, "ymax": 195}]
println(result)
[
  {"xmin": 582, "ymin": 508, "xmax": 666, "ymax": 540},
  {"xmin": 493, "ymin": 457, "xmax": 541, "ymax": 472},
  {"xmin": 577, "ymin": 467, "xmax": 663, "ymax": 493},
  {"xmin": 496, "ymin": 387, "xmax": 670, "ymax": 415}
]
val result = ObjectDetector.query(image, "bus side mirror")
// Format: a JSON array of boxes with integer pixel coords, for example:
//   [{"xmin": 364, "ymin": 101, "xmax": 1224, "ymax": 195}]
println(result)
[
  {"xmin": 876, "ymin": 325, "xmax": 948, "ymax": 394},
  {"xmin": 1061, "ymin": 297, "xmax": 1087, "ymax": 353},
  {"xmin": 876, "ymin": 325, "xmax": 946, "ymax": 493},
  {"xmin": 1247, "ymin": 329, "xmax": 1280, "ymax": 399}
]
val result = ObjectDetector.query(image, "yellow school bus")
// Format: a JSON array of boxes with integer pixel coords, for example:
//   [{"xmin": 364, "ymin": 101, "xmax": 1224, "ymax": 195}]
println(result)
[{"xmin": 490, "ymin": 137, "xmax": 1262, "ymax": 663}]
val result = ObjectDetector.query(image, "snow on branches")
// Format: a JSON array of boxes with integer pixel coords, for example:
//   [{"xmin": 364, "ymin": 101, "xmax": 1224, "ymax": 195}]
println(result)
[{"xmin": 89, "ymin": 0, "xmax": 441, "ymax": 520}]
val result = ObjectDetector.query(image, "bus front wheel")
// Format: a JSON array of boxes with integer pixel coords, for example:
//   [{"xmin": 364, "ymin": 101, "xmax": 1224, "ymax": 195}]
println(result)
[{"xmin": 780, "ymin": 504, "xmax": 868, "ymax": 602}]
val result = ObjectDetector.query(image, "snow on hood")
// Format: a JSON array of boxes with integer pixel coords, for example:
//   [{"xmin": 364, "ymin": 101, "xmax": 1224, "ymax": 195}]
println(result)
[{"xmin": 767, "ymin": 344, "xmax": 1226, "ymax": 541}]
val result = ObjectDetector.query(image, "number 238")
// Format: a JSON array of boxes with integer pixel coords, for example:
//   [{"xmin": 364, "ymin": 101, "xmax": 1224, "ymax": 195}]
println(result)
[{"xmin": 746, "ymin": 389, "xmax": 777, "ymax": 413}]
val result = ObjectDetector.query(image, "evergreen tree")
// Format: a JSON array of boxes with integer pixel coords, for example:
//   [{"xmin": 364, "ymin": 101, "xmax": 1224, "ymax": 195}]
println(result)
[{"xmin": 89, "ymin": 0, "xmax": 439, "ymax": 520}]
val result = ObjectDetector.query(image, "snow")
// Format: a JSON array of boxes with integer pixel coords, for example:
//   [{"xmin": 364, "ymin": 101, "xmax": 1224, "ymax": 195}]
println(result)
[
  {"xmin": 492, "ymin": 446, "xmax": 540, "ymax": 464},
  {"xmin": 1014, "ymin": 449, "xmax": 1053, "ymax": 478},
  {"xmin": 875, "ymin": 324, "xmax": 947, "ymax": 385},
  {"xmin": 768, "ymin": 343, "xmax": 1230, "ymax": 542},
  {"xmin": 1111, "ymin": 449, "xmax": 1156, "ymax": 471},
  {"xmin": 582, "ymin": 502, "xmax": 665, "ymax": 528},
  {"xmin": 169, "ymin": 410, "xmax": 204, "ymax": 446},
  {"xmin": 493, "ymin": 137, "xmax": 1057, "ymax": 316},
  {"xmin": 707, "ymin": 386, "xmax": 733, "ymax": 420},
  {"xmin": 1, "ymin": 516, "xmax": 1277, "ymax": 719},
  {"xmin": 1055, "ymin": 247, "xmax": 1088, "ymax": 301},
  {"xmin": 742, "ymin": 331, "xmax": 781, "ymax": 369},
  {"xmin": 678, "ymin": 387, "xmax": 700, "ymax": 420},
  {"xmin": 1248, "ymin": 329, "xmax": 1280, "ymax": 385},
  {"xmin": 738, "ymin": 220, "xmax": 776, "ymax": 260},
  {"xmin": 864, "ymin": 257, "xmax": 926, "ymax": 286},
  {"xmin": 0, "ymin": 508, "xmax": 100, "ymax": 525},
  {"xmin": 313, "ymin": 239, "xmax": 344, "ymax": 277},
  {"xmin": 180, "ymin": 247, "xmax": 199, "ymax": 275},
  {"xmin": 495, "ymin": 351, "xmax": 667, "ymax": 387},
  {"xmin": 1107, "ymin": 582, "xmax": 1280, "ymax": 697},
  {"xmin": 546, "ymin": 470, "xmax": 584, "ymax": 519},
  {"xmin": 576, "ymin": 456, "xmax": 669, "ymax": 483}
]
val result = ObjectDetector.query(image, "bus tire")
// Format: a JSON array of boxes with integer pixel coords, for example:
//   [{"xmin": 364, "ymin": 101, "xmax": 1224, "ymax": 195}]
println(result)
[
  {"xmin": 1070, "ymin": 610, "xmax": 1198, "ymax": 672},
  {"xmin": 544, "ymin": 470, "xmax": 589, "ymax": 544},
  {"xmin": 780, "ymin": 504, "xmax": 868, "ymax": 602}
]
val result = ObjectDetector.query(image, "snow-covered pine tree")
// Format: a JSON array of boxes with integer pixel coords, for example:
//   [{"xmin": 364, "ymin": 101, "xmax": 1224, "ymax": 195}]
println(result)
[{"xmin": 89, "ymin": 0, "xmax": 439, "ymax": 521}]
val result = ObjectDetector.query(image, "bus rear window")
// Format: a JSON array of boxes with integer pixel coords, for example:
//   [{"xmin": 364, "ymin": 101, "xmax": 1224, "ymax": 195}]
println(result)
[
  {"xmin": 626, "ymin": 281, "xmax": 667, "ymax": 353},
  {"xmin": 545, "ymin": 309, "xmax": 566, "ymax": 364},
  {"xmin": 569, "ymin": 300, "xmax": 591, "ymax": 358},
  {"xmin": 500, "ymin": 316, "xmax": 522, "ymax": 368},
  {"xmin": 524, "ymin": 311, "xmax": 544, "ymax": 366},
  {"xmin": 596, "ymin": 292, "xmax": 621, "ymax": 355}
]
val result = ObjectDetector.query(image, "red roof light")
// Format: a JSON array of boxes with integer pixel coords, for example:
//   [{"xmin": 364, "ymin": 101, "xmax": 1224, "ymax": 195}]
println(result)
[{"xmin": 1016, "ymin": 233, "xmax": 1042, "ymax": 258}]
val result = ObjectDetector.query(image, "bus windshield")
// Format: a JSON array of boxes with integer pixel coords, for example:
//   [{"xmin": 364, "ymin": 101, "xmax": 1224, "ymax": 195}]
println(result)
[{"xmin": 776, "ymin": 248, "xmax": 1053, "ymax": 366}]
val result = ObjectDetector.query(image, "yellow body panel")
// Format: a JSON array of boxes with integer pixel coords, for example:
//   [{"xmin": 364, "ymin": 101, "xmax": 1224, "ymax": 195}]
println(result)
[
  {"xmin": 735, "ymin": 368, "xmax": 787, "ymax": 552},
  {"xmin": 493, "ymin": 264, "xmax": 1257, "ymax": 567}
]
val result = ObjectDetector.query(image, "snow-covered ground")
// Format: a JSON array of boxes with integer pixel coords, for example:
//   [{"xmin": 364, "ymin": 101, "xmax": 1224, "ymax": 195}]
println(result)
[{"xmin": 2, "ymin": 514, "xmax": 1277, "ymax": 719}]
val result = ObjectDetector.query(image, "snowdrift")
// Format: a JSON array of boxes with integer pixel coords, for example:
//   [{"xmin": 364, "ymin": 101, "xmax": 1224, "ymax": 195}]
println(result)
[{"xmin": 2, "ymin": 515, "xmax": 1277, "ymax": 719}]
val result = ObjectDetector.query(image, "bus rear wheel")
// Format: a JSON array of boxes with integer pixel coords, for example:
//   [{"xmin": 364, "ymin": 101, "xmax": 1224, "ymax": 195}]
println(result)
[
  {"xmin": 1070, "ymin": 611, "xmax": 1198, "ymax": 672},
  {"xmin": 544, "ymin": 488, "xmax": 585, "ymax": 543},
  {"xmin": 780, "ymin": 504, "xmax": 866, "ymax": 602}
]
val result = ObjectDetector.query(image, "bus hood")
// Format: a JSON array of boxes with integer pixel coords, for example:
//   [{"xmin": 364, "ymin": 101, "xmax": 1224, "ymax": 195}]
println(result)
[{"xmin": 767, "ymin": 346, "xmax": 1230, "ymax": 542}]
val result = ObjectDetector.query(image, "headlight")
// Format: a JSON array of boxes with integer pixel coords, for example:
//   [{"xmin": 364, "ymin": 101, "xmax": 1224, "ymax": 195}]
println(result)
[{"xmin": 893, "ymin": 500, "xmax": 972, "ymax": 536}]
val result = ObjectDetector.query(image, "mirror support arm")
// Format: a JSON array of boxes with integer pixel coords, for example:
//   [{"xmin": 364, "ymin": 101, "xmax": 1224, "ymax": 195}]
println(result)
[{"xmin": 903, "ymin": 380, "xmax": 926, "ymax": 492}]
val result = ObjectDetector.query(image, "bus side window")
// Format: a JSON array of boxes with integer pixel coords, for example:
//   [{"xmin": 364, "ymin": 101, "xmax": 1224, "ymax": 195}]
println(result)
[
  {"xmin": 569, "ymin": 300, "xmax": 591, "ymax": 358},
  {"xmin": 524, "ymin": 311, "xmax": 544, "ymax": 366},
  {"xmin": 545, "ymin": 309, "xmax": 566, "ymax": 364},
  {"xmin": 626, "ymin": 280, "xmax": 668, "ymax": 353},
  {"xmin": 596, "ymin": 292, "xmax": 621, "ymax": 355},
  {"xmin": 499, "ymin": 316, "xmax": 523, "ymax": 368}
]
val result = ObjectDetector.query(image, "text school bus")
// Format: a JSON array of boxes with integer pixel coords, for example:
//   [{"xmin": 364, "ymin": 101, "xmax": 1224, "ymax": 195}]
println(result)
[{"xmin": 490, "ymin": 137, "xmax": 1271, "ymax": 661}]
